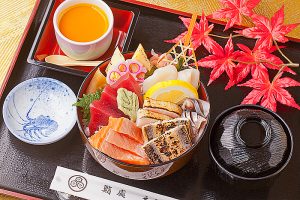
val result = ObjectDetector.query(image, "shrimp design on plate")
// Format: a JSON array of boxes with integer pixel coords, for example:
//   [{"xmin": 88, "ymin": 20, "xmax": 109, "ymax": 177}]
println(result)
[{"xmin": 7, "ymin": 92, "xmax": 58, "ymax": 142}]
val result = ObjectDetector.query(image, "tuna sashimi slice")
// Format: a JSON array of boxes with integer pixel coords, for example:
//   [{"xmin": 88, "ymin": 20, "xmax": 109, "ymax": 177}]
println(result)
[
  {"xmin": 105, "ymin": 129, "xmax": 147, "ymax": 158},
  {"xmin": 88, "ymin": 103, "xmax": 110, "ymax": 135},
  {"xmin": 88, "ymin": 93, "xmax": 125, "ymax": 134},
  {"xmin": 108, "ymin": 117, "xmax": 144, "ymax": 144},
  {"xmin": 111, "ymin": 73, "xmax": 143, "ymax": 105},
  {"xmin": 88, "ymin": 74, "xmax": 142, "ymax": 135},
  {"xmin": 98, "ymin": 92, "xmax": 125, "ymax": 118},
  {"xmin": 104, "ymin": 85, "xmax": 117, "ymax": 97},
  {"xmin": 100, "ymin": 140, "xmax": 150, "ymax": 165}
]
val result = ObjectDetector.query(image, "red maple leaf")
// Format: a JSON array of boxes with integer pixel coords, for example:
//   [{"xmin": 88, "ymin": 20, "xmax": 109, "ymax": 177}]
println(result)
[
  {"xmin": 197, "ymin": 35, "xmax": 238, "ymax": 90},
  {"xmin": 235, "ymin": 6, "xmax": 299, "ymax": 50},
  {"xmin": 165, "ymin": 13, "xmax": 222, "ymax": 54},
  {"xmin": 211, "ymin": 0, "xmax": 261, "ymax": 30},
  {"xmin": 234, "ymin": 43, "xmax": 296, "ymax": 84},
  {"xmin": 239, "ymin": 72, "xmax": 300, "ymax": 111}
]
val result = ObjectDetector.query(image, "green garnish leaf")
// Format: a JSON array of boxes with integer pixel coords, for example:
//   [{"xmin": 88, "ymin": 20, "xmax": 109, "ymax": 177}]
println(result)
[
  {"xmin": 73, "ymin": 89, "xmax": 102, "ymax": 125},
  {"xmin": 117, "ymin": 88, "xmax": 139, "ymax": 121},
  {"xmin": 176, "ymin": 57, "xmax": 185, "ymax": 71},
  {"xmin": 145, "ymin": 66, "xmax": 157, "ymax": 79}
]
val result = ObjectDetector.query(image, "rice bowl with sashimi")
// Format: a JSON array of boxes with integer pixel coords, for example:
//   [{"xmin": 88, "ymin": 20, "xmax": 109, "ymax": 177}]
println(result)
[{"xmin": 75, "ymin": 43, "xmax": 210, "ymax": 179}]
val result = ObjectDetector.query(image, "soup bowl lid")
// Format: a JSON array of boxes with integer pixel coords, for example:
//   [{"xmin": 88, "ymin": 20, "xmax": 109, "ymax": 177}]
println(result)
[{"xmin": 209, "ymin": 105, "xmax": 293, "ymax": 180}]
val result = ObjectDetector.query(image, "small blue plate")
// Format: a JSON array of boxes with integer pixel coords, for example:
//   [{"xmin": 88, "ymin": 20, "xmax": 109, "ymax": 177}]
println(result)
[{"xmin": 3, "ymin": 77, "xmax": 77, "ymax": 145}]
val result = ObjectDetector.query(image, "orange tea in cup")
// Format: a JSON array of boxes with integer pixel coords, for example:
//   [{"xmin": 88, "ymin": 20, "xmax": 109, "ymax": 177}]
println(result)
[{"xmin": 58, "ymin": 3, "xmax": 109, "ymax": 42}]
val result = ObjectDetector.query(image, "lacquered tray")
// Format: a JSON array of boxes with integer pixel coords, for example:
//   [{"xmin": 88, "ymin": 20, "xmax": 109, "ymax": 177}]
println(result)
[
  {"xmin": 0, "ymin": 0, "xmax": 300, "ymax": 199},
  {"xmin": 28, "ymin": 0, "xmax": 139, "ymax": 77}
]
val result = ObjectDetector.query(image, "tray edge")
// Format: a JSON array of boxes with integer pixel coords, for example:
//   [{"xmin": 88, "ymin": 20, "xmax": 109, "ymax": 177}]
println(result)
[{"xmin": 0, "ymin": 0, "xmax": 42, "ymax": 99}]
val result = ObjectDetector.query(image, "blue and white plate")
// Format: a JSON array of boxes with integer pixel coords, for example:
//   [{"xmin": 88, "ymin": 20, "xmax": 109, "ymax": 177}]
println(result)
[{"xmin": 3, "ymin": 77, "xmax": 77, "ymax": 145}]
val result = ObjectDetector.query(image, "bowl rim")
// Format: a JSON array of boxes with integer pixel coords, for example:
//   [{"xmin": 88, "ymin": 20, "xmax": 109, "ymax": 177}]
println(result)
[
  {"xmin": 76, "ymin": 51, "xmax": 211, "ymax": 168},
  {"xmin": 3, "ymin": 77, "xmax": 77, "ymax": 145},
  {"xmin": 208, "ymin": 104, "xmax": 294, "ymax": 181}
]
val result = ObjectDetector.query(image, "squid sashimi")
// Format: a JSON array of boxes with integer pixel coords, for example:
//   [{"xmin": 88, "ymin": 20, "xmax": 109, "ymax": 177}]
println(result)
[
  {"xmin": 108, "ymin": 117, "xmax": 144, "ymax": 144},
  {"xmin": 142, "ymin": 65, "xmax": 178, "ymax": 93},
  {"xmin": 105, "ymin": 129, "xmax": 147, "ymax": 158},
  {"xmin": 100, "ymin": 140, "xmax": 150, "ymax": 165},
  {"xmin": 178, "ymin": 68, "xmax": 200, "ymax": 89}
]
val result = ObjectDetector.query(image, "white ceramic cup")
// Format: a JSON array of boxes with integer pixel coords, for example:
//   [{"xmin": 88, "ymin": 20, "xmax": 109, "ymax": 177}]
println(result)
[{"xmin": 53, "ymin": 0, "xmax": 114, "ymax": 60}]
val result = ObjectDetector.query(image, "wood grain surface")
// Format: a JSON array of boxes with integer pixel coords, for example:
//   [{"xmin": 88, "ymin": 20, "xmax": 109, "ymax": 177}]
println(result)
[
  {"xmin": 0, "ymin": 0, "xmax": 36, "ymax": 92},
  {"xmin": 128, "ymin": 0, "xmax": 300, "ymax": 38}
]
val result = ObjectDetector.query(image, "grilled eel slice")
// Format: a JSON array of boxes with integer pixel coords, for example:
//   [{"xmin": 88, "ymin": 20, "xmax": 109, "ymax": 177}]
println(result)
[
  {"xmin": 143, "ymin": 125, "xmax": 192, "ymax": 164},
  {"xmin": 142, "ymin": 118, "xmax": 191, "ymax": 142}
]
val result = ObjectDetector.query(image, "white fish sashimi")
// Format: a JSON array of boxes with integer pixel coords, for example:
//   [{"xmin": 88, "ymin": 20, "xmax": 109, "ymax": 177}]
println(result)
[
  {"xmin": 142, "ymin": 65, "xmax": 178, "ymax": 93},
  {"xmin": 178, "ymin": 68, "xmax": 200, "ymax": 89}
]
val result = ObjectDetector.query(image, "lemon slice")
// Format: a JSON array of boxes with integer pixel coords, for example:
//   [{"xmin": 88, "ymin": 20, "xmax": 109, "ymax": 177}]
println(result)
[{"xmin": 144, "ymin": 80, "xmax": 198, "ymax": 104}]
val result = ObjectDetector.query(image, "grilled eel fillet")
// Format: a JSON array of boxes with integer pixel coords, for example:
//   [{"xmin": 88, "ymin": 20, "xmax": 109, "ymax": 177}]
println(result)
[
  {"xmin": 143, "ymin": 125, "xmax": 192, "ymax": 164},
  {"xmin": 142, "ymin": 118, "xmax": 191, "ymax": 142}
]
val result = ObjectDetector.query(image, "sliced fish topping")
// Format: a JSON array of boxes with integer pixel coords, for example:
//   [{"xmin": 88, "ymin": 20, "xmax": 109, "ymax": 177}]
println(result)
[{"xmin": 143, "ymin": 125, "xmax": 192, "ymax": 164}]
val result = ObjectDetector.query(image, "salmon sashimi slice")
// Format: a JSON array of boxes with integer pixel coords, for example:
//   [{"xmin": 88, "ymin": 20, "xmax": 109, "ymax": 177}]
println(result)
[
  {"xmin": 108, "ymin": 117, "xmax": 144, "ymax": 144},
  {"xmin": 100, "ymin": 140, "xmax": 150, "ymax": 165},
  {"xmin": 89, "ymin": 126, "xmax": 110, "ymax": 149},
  {"xmin": 105, "ymin": 129, "xmax": 147, "ymax": 158}
]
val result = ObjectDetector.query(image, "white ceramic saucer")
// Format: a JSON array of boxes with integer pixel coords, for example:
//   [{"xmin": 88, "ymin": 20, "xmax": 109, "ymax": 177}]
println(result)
[{"xmin": 3, "ymin": 77, "xmax": 77, "ymax": 145}]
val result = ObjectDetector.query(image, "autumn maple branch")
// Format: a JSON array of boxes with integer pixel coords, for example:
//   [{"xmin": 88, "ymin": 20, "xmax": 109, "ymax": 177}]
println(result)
[
  {"xmin": 208, "ymin": 33, "xmax": 242, "ymax": 39},
  {"xmin": 165, "ymin": 3, "xmax": 300, "ymax": 111},
  {"xmin": 271, "ymin": 44, "xmax": 298, "ymax": 83},
  {"xmin": 273, "ymin": 39, "xmax": 296, "ymax": 65},
  {"xmin": 209, "ymin": 34, "xmax": 299, "ymax": 68},
  {"xmin": 231, "ymin": 59, "xmax": 299, "ymax": 68}
]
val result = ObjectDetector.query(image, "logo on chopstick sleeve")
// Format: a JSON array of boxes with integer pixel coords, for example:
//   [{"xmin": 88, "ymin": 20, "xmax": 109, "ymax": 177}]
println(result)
[{"xmin": 68, "ymin": 175, "xmax": 87, "ymax": 192}]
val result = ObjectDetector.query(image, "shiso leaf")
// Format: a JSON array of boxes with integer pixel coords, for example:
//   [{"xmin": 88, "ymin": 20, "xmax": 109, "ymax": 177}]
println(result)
[
  {"xmin": 117, "ymin": 88, "xmax": 139, "ymax": 121},
  {"xmin": 73, "ymin": 89, "xmax": 102, "ymax": 125}
]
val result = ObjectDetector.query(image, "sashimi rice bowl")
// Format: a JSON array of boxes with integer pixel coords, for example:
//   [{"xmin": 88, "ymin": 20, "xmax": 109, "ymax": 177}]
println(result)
[{"xmin": 75, "ymin": 44, "xmax": 210, "ymax": 180}]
